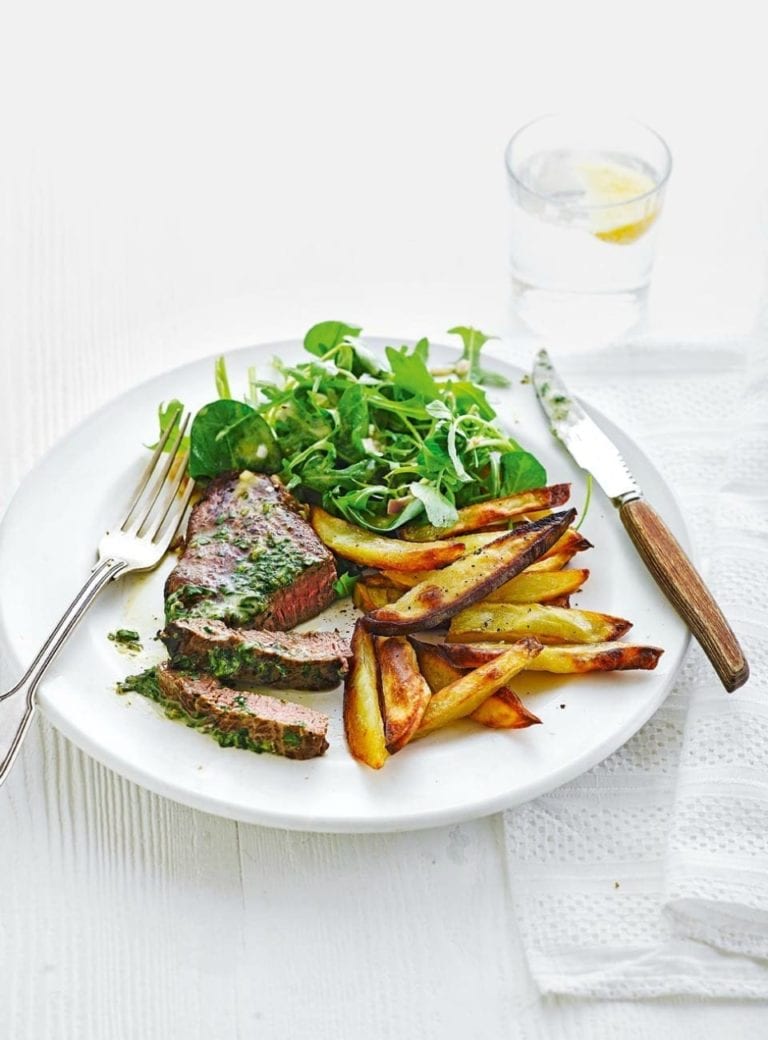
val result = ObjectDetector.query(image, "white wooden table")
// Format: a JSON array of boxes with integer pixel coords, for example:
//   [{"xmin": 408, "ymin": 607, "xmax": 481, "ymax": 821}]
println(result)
[{"xmin": 2, "ymin": 4, "xmax": 768, "ymax": 1036}]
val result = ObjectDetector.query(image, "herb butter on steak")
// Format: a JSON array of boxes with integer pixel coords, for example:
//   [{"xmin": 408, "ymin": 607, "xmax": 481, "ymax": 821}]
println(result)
[
  {"xmin": 162, "ymin": 618, "xmax": 350, "ymax": 690},
  {"xmin": 119, "ymin": 665, "xmax": 330, "ymax": 759},
  {"xmin": 164, "ymin": 472, "xmax": 337, "ymax": 630}
]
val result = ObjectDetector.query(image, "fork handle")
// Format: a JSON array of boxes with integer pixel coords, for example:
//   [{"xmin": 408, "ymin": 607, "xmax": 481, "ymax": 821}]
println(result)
[
  {"xmin": 0, "ymin": 557, "xmax": 127, "ymax": 784},
  {"xmin": 619, "ymin": 497, "xmax": 749, "ymax": 693}
]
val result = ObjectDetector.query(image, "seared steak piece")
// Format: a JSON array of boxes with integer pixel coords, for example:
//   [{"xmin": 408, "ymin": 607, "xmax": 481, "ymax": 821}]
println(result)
[
  {"xmin": 162, "ymin": 618, "xmax": 351, "ymax": 690},
  {"xmin": 165, "ymin": 472, "xmax": 336, "ymax": 630},
  {"xmin": 156, "ymin": 665, "xmax": 329, "ymax": 759}
]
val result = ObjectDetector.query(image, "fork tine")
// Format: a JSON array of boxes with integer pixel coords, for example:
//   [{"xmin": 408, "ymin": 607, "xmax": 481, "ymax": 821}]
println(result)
[
  {"xmin": 132, "ymin": 413, "xmax": 191, "ymax": 537},
  {"xmin": 147, "ymin": 449, "xmax": 193, "ymax": 541},
  {"xmin": 119, "ymin": 407, "xmax": 183, "ymax": 530},
  {"xmin": 158, "ymin": 478, "xmax": 196, "ymax": 548}
]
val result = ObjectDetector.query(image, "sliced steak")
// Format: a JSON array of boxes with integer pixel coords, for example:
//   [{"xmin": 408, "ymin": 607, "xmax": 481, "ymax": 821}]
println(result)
[
  {"xmin": 156, "ymin": 664, "xmax": 329, "ymax": 759},
  {"xmin": 162, "ymin": 618, "xmax": 351, "ymax": 690},
  {"xmin": 165, "ymin": 472, "xmax": 336, "ymax": 630}
]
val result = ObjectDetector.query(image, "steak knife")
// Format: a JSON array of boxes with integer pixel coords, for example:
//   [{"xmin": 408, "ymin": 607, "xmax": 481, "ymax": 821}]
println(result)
[{"xmin": 532, "ymin": 348, "xmax": 749, "ymax": 692}]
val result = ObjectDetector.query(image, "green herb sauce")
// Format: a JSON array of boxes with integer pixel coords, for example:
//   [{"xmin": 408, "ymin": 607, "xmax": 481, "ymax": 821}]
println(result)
[
  {"xmin": 117, "ymin": 667, "xmax": 277, "ymax": 754},
  {"xmin": 165, "ymin": 533, "xmax": 322, "ymax": 628},
  {"xmin": 108, "ymin": 629, "xmax": 143, "ymax": 653}
]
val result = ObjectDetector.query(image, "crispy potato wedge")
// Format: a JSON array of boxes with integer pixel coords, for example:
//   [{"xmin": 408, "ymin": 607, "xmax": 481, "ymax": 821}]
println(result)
[
  {"xmin": 470, "ymin": 688, "xmax": 542, "ymax": 729},
  {"xmin": 482, "ymin": 568, "xmax": 589, "ymax": 604},
  {"xmin": 416, "ymin": 637, "xmax": 542, "ymax": 736},
  {"xmin": 411, "ymin": 639, "xmax": 464, "ymax": 693},
  {"xmin": 375, "ymin": 636, "xmax": 432, "ymax": 752},
  {"xmin": 362, "ymin": 571, "xmax": 400, "ymax": 587},
  {"xmin": 353, "ymin": 583, "xmax": 402, "ymax": 612},
  {"xmin": 364, "ymin": 510, "xmax": 576, "ymax": 635},
  {"xmin": 442, "ymin": 640, "xmax": 663, "ymax": 672},
  {"xmin": 400, "ymin": 484, "xmax": 571, "ymax": 541},
  {"xmin": 524, "ymin": 552, "xmax": 572, "ymax": 573},
  {"xmin": 412, "ymin": 640, "xmax": 540, "ymax": 729},
  {"xmin": 343, "ymin": 620, "xmax": 389, "ymax": 769},
  {"xmin": 311, "ymin": 506, "xmax": 466, "ymax": 571},
  {"xmin": 381, "ymin": 544, "xmax": 586, "ymax": 588},
  {"xmin": 447, "ymin": 603, "xmax": 632, "ymax": 645}
]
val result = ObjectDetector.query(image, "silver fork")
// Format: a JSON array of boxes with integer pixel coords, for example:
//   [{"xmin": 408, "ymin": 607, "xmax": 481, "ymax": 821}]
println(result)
[{"xmin": 0, "ymin": 413, "xmax": 195, "ymax": 785}]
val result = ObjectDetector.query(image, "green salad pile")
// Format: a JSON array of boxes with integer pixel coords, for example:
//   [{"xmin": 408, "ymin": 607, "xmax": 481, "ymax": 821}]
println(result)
[{"xmin": 156, "ymin": 321, "xmax": 546, "ymax": 533}]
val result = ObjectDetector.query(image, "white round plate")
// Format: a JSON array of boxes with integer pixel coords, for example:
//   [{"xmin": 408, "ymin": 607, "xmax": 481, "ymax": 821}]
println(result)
[{"xmin": 0, "ymin": 338, "xmax": 689, "ymax": 832}]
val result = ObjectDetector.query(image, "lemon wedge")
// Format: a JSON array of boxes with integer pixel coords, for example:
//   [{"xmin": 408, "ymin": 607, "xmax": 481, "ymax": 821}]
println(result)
[{"xmin": 578, "ymin": 160, "xmax": 659, "ymax": 244}]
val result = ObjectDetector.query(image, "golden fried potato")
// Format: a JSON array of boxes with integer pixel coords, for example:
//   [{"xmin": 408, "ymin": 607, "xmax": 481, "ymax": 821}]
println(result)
[
  {"xmin": 415, "ymin": 637, "xmax": 542, "ymax": 737},
  {"xmin": 400, "ymin": 484, "xmax": 571, "ymax": 541},
  {"xmin": 447, "ymin": 603, "xmax": 632, "ymax": 645},
  {"xmin": 343, "ymin": 620, "xmax": 388, "ymax": 769},
  {"xmin": 411, "ymin": 640, "xmax": 540, "ymax": 730},
  {"xmin": 482, "ymin": 568, "xmax": 588, "ymax": 604},
  {"xmin": 311, "ymin": 507, "xmax": 466, "ymax": 571},
  {"xmin": 352, "ymin": 583, "xmax": 402, "ymax": 612},
  {"xmin": 365, "ymin": 510, "xmax": 576, "ymax": 635},
  {"xmin": 442, "ymin": 640, "xmax": 663, "ymax": 672},
  {"xmin": 375, "ymin": 636, "xmax": 432, "ymax": 752},
  {"xmin": 470, "ymin": 688, "xmax": 541, "ymax": 729}
]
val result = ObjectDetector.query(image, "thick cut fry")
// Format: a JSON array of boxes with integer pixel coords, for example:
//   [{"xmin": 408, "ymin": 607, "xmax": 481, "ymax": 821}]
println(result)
[
  {"xmin": 353, "ymin": 583, "xmax": 401, "ymax": 612},
  {"xmin": 375, "ymin": 636, "xmax": 432, "ymax": 752},
  {"xmin": 416, "ymin": 637, "xmax": 542, "ymax": 736},
  {"xmin": 442, "ymin": 640, "xmax": 663, "ymax": 672},
  {"xmin": 400, "ymin": 484, "xmax": 571, "ymax": 541},
  {"xmin": 383, "ymin": 554, "xmax": 573, "ymax": 587},
  {"xmin": 362, "ymin": 571, "xmax": 400, "ymax": 587},
  {"xmin": 482, "ymin": 568, "xmax": 588, "ymax": 604},
  {"xmin": 524, "ymin": 552, "xmax": 572, "ymax": 573},
  {"xmin": 447, "ymin": 603, "xmax": 632, "ymax": 645},
  {"xmin": 343, "ymin": 621, "xmax": 389, "ymax": 769},
  {"xmin": 412, "ymin": 640, "xmax": 540, "ymax": 729},
  {"xmin": 311, "ymin": 507, "xmax": 466, "ymax": 571},
  {"xmin": 470, "ymin": 688, "xmax": 542, "ymax": 729},
  {"xmin": 365, "ymin": 510, "xmax": 576, "ymax": 635},
  {"xmin": 411, "ymin": 639, "xmax": 464, "ymax": 693}
]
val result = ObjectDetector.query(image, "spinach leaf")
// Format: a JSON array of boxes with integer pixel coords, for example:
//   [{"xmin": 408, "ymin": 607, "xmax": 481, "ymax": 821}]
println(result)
[
  {"xmin": 500, "ymin": 450, "xmax": 547, "ymax": 494},
  {"xmin": 189, "ymin": 400, "xmax": 282, "ymax": 479},
  {"xmin": 448, "ymin": 326, "xmax": 509, "ymax": 388},
  {"xmin": 304, "ymin": 320, "xmax": 362, "ymax": 358}
]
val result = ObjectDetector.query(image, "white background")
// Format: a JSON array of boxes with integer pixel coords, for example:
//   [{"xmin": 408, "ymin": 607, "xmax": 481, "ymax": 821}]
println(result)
[{"xmin": 1, "ymin": 2, "xmax": 767, "ymax": 1037}]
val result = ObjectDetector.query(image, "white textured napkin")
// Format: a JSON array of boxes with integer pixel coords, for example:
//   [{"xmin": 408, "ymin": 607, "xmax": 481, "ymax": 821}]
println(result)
[{"xmin": 503, "ymin": 337, "xmax": 768, "ymax": 999}]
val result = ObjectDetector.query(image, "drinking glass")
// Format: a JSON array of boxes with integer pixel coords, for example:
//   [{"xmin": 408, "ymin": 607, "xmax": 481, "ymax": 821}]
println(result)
[{"xmin": 505, "ymin": 113, "xmax": 672, "ymax": 344}]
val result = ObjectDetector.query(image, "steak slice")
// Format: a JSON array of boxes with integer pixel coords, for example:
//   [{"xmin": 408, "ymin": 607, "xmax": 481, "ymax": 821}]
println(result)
[
  {"xmin": 162, "ymin": 618, "xmax": 351, "ymax": 690},
  {"xmin": 165, "ymin": 472, "xmax": 336, "ymax": 630},
  {"xmin": 156, "ymin": 664, "xmax": 329, "ymax": 759}
]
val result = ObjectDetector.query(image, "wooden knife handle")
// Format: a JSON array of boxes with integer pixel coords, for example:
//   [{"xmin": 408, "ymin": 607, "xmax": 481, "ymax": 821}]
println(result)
[{"xmin": 619, "ymin": 497, "xmax": 749, "ymax": 692}]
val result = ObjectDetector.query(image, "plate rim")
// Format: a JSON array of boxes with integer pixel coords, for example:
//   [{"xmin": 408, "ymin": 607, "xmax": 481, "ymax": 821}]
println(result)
[{"xmin": 0, "ymin": 337, "xmax": 691, "ymax": 832}]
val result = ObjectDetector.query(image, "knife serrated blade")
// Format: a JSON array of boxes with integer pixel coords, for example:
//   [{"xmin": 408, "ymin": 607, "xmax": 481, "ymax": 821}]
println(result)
[
  {"xmin": 530, "ymin": 347, "xmax": 749, "ymax": 693},
  {"xmin": 532, "ymin": 349, "xmax": 641, "ymax": 503}
]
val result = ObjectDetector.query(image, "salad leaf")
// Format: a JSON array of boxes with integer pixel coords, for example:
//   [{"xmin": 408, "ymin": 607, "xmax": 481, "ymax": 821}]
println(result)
[
  {"xmin": 448, "ymin": 326, "xmax": 509, "ymax": 388},
  {"xmin": 215, "ymin": 357, "xmax": 232, "ymax": 399},
  {"xmin": 386, "ymin": 344, "xmax": 440, "ymax": 400},
  {"xmin": 154, "ymin": 322, "xmax": 546, "ymax": 532},
  {"xmin": 409, "ymin": 482, "xmax": 459, "ymax": 528},
  {"xmin": 304, "ymin": 320, "xmax": 362, "ymax": 358},
  {"xmin": 149, "ymin": 399, "xmax": 189, "ymax": 453},
  {"xmin": 189, "ymin": 400, "xmax": 282, "ymax": 479},
  {"xmin": 332, "ymin": 572, "xmax": 359, "ymax": 599},
  {"xmin": 500, "ymin": 450, "xmax": 547, "ymax": 494},
  {"xmin": 337, "ymin": 384, "xmax": 370, "ymax": 461}
]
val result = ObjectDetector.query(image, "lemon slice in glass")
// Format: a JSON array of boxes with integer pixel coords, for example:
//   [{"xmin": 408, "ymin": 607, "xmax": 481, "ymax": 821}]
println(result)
[{"xmin": 578, "ymin": 160, "xmax": 659, "ymax": 244}]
